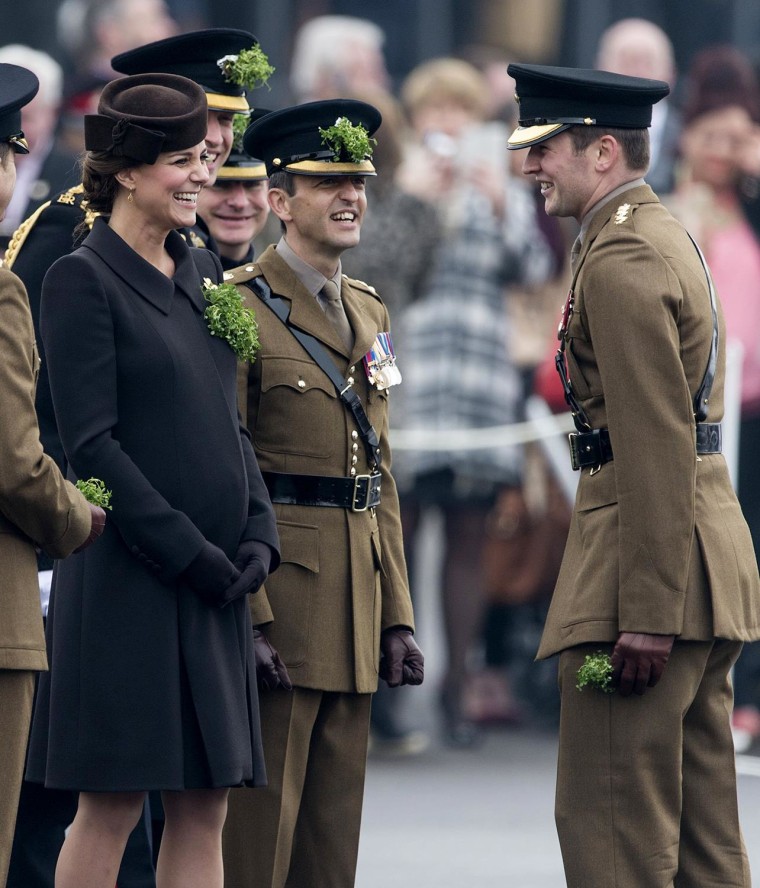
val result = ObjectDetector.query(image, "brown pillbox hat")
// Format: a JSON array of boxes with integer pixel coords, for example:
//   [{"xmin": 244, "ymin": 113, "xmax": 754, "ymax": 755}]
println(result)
[{"xmin": 84, "ymin": 73, "xmax": 208, "ymax": 164}]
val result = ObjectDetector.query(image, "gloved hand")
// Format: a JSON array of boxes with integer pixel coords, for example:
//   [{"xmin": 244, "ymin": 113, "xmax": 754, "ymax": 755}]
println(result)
[
  {"xmin": 219, "ymin": 540, "xmax": 272, "ymax": 606},
  {"xmin": 182, "ymin": 541, "xmax": 240, "ymax": 608},
  {"xmin": 611, "ymin": 631, "xmax": 675, "ymax": 697},
  {"xmin": 73, "ymin": 503, "xmax": 107, "ymax": 553},
  {"xmin": 379, "ymin": 628, "xmax": 424, "ymax": 687},
  {"xmin": 253, "ymin": 629, "xmax": 292, "ymax": 691}
]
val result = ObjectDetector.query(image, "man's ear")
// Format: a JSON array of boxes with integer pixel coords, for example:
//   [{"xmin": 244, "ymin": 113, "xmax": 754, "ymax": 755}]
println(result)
[
  {"xmin": 268, "ymin": 187, "xmax": 294, "ymax": 223},
  {"xmin": 595, "ymin": 135, "xmax": 619, "ymax": 172}
]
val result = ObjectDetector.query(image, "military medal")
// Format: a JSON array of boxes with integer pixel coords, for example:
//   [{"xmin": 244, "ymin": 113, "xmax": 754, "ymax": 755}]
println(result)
[{"xmin": 363, "ymin": 332, "xmax": 401, "ymax": 390}]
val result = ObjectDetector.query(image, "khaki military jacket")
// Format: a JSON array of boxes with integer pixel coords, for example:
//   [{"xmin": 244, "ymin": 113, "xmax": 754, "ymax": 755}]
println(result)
[
  {"xmin": 0, "ymin": 265, "xmax": 92, "ymax": 671},
  {"xmin": 538, "ymin": 184, "xmax": 760, "ymax": 659},
  {"xmin": 230, "ymin": 245, "xmax": 414, "ymax": 693}
]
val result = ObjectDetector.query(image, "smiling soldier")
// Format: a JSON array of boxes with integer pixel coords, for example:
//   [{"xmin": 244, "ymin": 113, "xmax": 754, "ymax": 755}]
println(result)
[{"xmin": 220, "ymin": 100, "xmax": 424, "ymax": 888}]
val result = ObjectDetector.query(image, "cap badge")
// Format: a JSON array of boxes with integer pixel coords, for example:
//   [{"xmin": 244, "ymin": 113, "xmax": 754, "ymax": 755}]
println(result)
[{"xmin": 614, "ymin": 203, "xmax": 631, "ymax": 224}]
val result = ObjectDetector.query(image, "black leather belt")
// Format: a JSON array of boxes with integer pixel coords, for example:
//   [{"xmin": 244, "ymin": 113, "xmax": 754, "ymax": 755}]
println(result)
[
  {"xmin": 568, "ymin": 423, "xmax": 722, "ymax": 471},
  {"xmin": 263, "ymin": 471, "xmax": 381, "ymax": 511}
]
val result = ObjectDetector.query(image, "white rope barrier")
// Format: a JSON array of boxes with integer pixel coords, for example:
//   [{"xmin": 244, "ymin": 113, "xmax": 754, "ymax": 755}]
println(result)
[{"xmin": 389, "ymin": 408, "xmax": 576, "ymax": 451}]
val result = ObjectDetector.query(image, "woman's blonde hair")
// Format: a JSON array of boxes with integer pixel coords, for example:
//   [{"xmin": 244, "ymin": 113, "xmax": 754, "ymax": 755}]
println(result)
[{"xmin": 401, "ymin": 58, "xmax": 489, "ymax": 120}]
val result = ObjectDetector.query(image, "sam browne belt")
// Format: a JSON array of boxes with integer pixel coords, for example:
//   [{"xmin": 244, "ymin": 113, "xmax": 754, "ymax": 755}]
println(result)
[
  {"xmin": 263, "ymin": 471, "xmax": 381, "ymax": 512},
  {"xmin": 569, "ymin": 423, "xmax": 722, "ymax": 471}
]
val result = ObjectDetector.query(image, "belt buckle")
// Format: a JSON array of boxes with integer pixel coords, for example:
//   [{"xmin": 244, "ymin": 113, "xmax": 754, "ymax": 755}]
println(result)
[
  {"xmin": 568, "ymin": 433, "xmax": 582, "ymax": 471},
  {"xmin": 352, "ymin": 474, "xmax": 373, "ymax": 512}
]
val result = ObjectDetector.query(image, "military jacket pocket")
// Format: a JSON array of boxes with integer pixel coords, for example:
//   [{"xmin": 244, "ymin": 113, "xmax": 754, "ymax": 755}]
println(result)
[
  {"xmin": 255, "ymin": 356, "xmax": 337, "ymax": 458},
  {"xmin": 266, "ymin": 520, "xmax": 320, "ymax": 667}
]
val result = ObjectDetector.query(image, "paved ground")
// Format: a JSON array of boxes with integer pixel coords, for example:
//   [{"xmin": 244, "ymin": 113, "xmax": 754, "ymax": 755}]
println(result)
[
  {"xmin": 355, "ymin": 513, "xmax": 760, "ymax": 887},
  {"xmin": 357, "ymin": 723, "xmax": 760, "ymax": 888}
]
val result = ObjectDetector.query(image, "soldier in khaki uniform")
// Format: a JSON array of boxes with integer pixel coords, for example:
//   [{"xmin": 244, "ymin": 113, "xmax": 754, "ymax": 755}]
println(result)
[
  {"xmin": 507, "ymin": 64, "xmax": 760, "ymax": 887},
  {"xmin": 221, "ymin": 100, "xmax": 423, "ymax": 888},
  {"xmin": 0, "ymin": 63, "xmax": 105, "ymax": 887}
]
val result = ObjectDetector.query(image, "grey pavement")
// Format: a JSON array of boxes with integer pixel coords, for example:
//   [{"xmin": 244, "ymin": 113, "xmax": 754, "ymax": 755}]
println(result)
[{"xmin": 356, "ymin": 512, "xmax": 760, "ymax": 887}]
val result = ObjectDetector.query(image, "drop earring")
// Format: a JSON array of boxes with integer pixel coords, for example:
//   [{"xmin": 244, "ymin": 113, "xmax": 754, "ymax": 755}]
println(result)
[{"xmin": 128, "ymin": 188, "xmax": 135, "ymax": 203}]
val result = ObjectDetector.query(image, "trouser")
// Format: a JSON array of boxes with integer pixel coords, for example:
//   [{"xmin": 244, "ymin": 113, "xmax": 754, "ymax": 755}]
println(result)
[
  {"xmin": 223, "ymin": 688, "xmax": 372, "ymax": 888},
  {"xmin": 0, "ymin": 671, "xmax": 35, "ymax": 888},
  {"xmin": 556, "ymin": 639, "xmax": 751, "ymax": 888}
]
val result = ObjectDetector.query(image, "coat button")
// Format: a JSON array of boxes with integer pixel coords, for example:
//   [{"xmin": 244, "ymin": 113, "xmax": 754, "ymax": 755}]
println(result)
[
  {"xmin": 352, "ymin": 443, "xmax": 358, "ymax": 452},
  {"xmin": 351, "ymin": 430, "xmax": 358, "ymax": 439},
  {"xmin": 350, "ymin": 467, "xmax": 356, "ymax": 476},
  {"xmin": 351, "ymin": 455, "xmax": 358, "ymax": 464},
  {"xmin": 297, "ymin": 379, "xmax": 306, "ymax": 388}
]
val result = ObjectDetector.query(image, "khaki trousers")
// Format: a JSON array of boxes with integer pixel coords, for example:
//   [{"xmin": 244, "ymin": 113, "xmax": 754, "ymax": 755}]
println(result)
[
  {"xmin": 556, "ymin": 640, "xmax": 751, "ymax": 888},
  {"xmin": 0, "ymin": 671, "xmax": 35, "ymax": 888},
  {"xmin": 223, "ymin": 688, "xmax": 372, "ymax": 888}
]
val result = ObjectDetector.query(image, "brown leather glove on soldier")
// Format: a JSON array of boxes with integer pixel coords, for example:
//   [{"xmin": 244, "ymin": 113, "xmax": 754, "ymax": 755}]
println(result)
[
  {"xmin": 253, "ymin": 629, "xmax": 292, "ymax": 691},
  {"xmin": 73, "ymin": 503, "xmax": 107, "ymax": 553},
  {"xmin": 379, "ymin": 628, "xmax": 425, "ymax": 687},
  {"xmin": 611, "ymin": 631, "xmax": 675, "ymax": 697}
]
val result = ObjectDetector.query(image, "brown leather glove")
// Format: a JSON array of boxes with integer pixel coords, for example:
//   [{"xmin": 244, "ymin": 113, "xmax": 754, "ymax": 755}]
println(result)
[
  {"xmin": 379, "ymin": 628, "xmax": 424, "ymax": 687},
  {"xmin": 73, "ymin": 503, "xmax": 107, "ymax": 553},
  {"xmin": 253, "ymin": 629, "xmax": 292, "ymax": 691},
  {"xmin": 611, "ymin": 631, "xmax": 675, "ymax": 697}
]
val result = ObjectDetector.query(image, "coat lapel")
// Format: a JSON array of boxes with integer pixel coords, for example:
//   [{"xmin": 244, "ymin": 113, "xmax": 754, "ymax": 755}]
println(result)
[{"xmin": 81, "ymin": 219, "xmax": 174, "ymax": 314}]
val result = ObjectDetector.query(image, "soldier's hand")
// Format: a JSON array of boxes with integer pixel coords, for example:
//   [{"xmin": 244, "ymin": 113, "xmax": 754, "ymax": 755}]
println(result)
[
  {"xmin": 379, "ymin": 628, "xmax": 424, "ymax": 687},
  {"xmin": 253, "ymin": 629, "xmax": 292, "ymax": 691},
  {"xmin": 73, "ymin": 503, "xmax": 107, "ymax": 553},
  {"xmin": 611, "ymin": 632, "xmax": 675, "ymax": 697}
]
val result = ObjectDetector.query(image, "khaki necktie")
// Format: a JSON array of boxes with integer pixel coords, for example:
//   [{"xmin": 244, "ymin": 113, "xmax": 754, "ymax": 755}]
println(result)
[{"xmin": 319, "ymin": 279, "xmax": 354, "ymax": 352}]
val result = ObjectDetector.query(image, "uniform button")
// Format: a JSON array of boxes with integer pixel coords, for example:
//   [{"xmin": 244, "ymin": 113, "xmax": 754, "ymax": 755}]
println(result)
[
  {"xmin": 351, "ymin": 455, "xmax": 358, "ymax": 465},
  {"xmin": 347, "ymin": 377, "xmax": 354, "ymax": 385},
  {"xmin": 350, "ymin": 467, "xmax": 356, "ymax": 476},
  {"xmin": 352, "ymin": 443, "xmax": 359, "ymax": 452},
  {"xmin": 350, "ymin": 366, "xmax": 356, "ymax": 373},
  {"xmin": 297, "ymin": 379, "xmax": 306, "ymax": 388},
  {"xmin": 351, "ymin": 430, "xmax": 359, "ymax": 439}
]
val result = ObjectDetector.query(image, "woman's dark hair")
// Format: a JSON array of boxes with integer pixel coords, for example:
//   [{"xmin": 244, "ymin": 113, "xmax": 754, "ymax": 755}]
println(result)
[
  {"xmin": 682, "ymin": 45, "xmax": 760, "ymax": 125},
  {"xmin": 74, "ymin": 150, "xmax": 135, "ymax": 238},
  {"xmin": 569, "ymin": 125, "xmax": 650, "ymax": 173}
]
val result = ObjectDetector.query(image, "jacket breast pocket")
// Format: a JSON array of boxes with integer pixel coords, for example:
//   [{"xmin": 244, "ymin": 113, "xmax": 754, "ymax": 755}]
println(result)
[
  {"xmin": 254, "ymin": 356, "xmax": 337, "ymax": 459},
  {"xmin": 265, "ymin": 521, "xmax": 320, "ymax": 667}
]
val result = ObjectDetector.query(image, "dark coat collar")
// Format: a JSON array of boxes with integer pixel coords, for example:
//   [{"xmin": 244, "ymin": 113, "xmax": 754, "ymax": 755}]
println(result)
[{"xmin": 81, "ymin": 218, "xmax": 206, "ymax": 314}]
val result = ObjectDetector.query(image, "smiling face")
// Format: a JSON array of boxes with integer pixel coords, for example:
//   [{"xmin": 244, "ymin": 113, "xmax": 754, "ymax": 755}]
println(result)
[
  {"xmin": 197, "ymin": 177, "xmax": 269, "ymax": 262},
  {"xmin": 268, "ymin": 174, "xmax": 367, "ymax": 275},
  {"xmin": 521, "ymin": 131, "xmax": 599, "ymax": 223},
  {"xmin": 121, "ymin": 140, "xmax": 210, "ymax": 234},
  {"xmin": 204, "ymin": 109, "xmax": 235, "ymax": 184}
]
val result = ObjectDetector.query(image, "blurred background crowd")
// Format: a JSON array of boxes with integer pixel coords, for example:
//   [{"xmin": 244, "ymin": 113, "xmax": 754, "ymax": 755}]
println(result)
[{"xmin": 4, "ymin": 0, "xmax": 760, "ymax": 757}]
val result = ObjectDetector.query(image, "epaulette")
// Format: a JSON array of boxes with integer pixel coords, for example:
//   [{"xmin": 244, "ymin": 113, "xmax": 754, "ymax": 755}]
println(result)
[
  {"xmin": 342, "ymin": 273, "xmax": 382, "ymax": 301},
  {"xmin": 4, "ymin": 184, "xmax": 100, "ymax": 269},
  {"xmin": 223, "ymin": 262, "xmax": 264, "ymax": 286}
]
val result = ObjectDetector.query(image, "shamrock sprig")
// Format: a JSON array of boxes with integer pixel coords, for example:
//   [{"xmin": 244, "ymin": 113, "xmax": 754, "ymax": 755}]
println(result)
[
  {"xmin": 232, "ymin": 113, "xmax": 249, "ymax": 152},
  {"xmin": 319, "ymin": 117, "xmax": 376, "ymax": 164},
  {"xmin": 576, "ymin": 652, "xmax": 614, "ymax": 693},
  {"xmin": 217, "ymin": 45, "xmax": 274, "ymax": 91},
  {"xmin": 76, "ymin": 477, "xmax": 113, "ymax": 510},
  {"xmin": 202, "ymin": 277, "xmax": 260, "ymax": 363}
]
